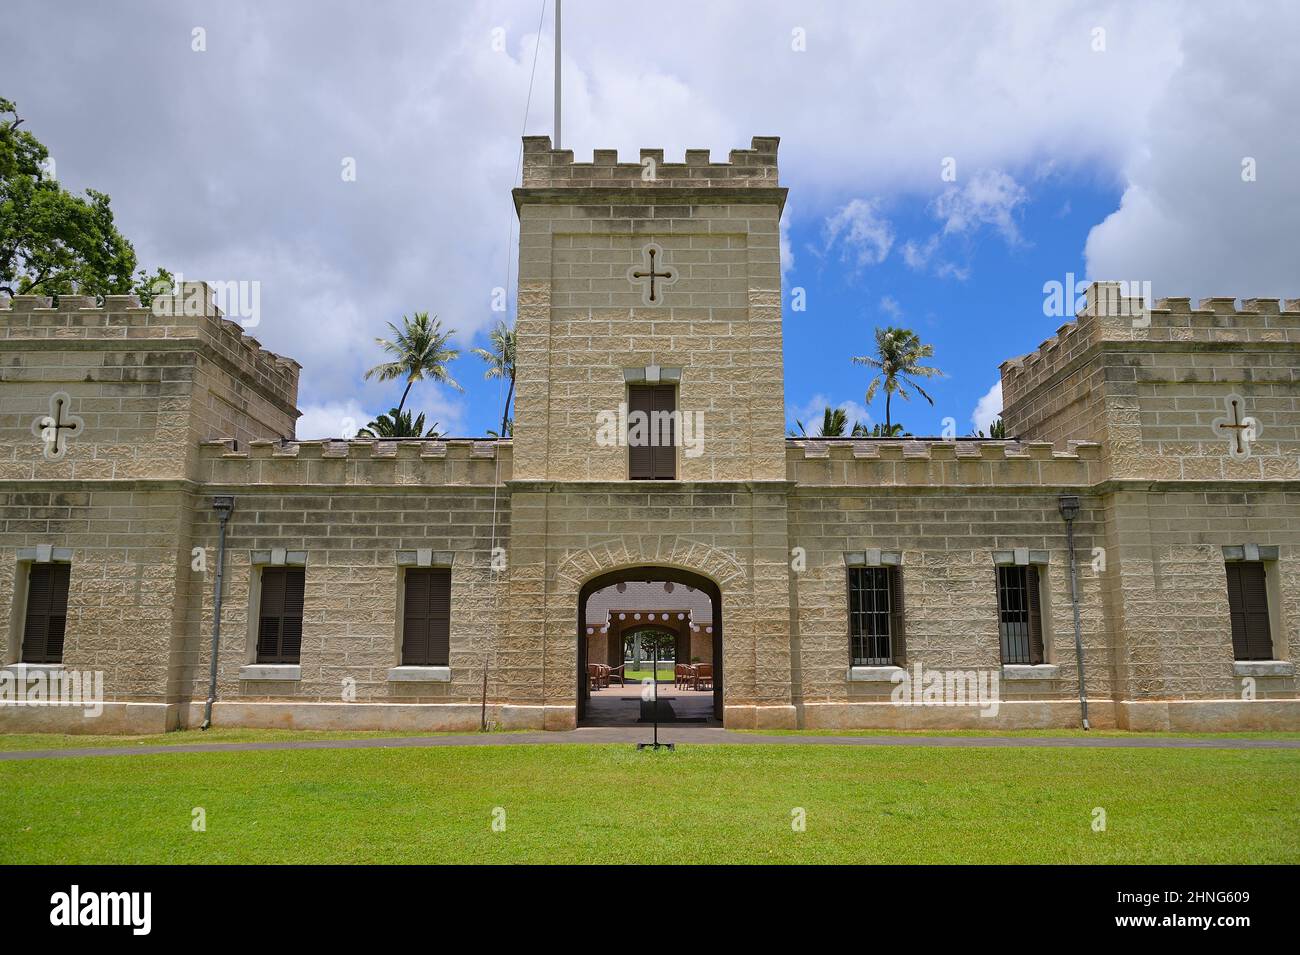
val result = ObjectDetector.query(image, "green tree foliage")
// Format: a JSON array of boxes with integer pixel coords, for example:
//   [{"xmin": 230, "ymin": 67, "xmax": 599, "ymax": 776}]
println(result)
[
  {"xmin": 0, "ymin": 98, "xmax": 167, "ymax": 300},
  {"xmin": 470, "ymin": 320, "xmax": 516, "ymax": 437},
  {"xmin": 851, "ymin": 327, "xmax": 944, "ymax": 431},
  {"xmin": 357, "ymin": 407, "xmax": 442, "ymax": 439},
  {"xmin": 364, "ymin": 312, "xmax": 462, "ymax": 416}
]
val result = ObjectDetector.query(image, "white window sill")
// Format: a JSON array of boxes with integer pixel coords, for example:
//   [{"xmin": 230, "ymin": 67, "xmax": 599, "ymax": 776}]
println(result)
[
  {"xmin": 1233, "ymin": 660, "xmax": 1294, "ymax": 678},
  {"xmin": 239, "ymin": 664, "xmax": 301, "ymax": 681},
  {"xmin": 2, "ymin": 662, "xmax": 65, "ymax": 675},
  {"xmin": 1002, "ymin": 664, "xmax": 1060, "ymax": 681},
  {"xmin": 847, "ymin": 665, "xmax": 905, "ymax": 683},
  {"xmin": 387, "ymin": 666, "xmax": 451, "ymax": 683}
]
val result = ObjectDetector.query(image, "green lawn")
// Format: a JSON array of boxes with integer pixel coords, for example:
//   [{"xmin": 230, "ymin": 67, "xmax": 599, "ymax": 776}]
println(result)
[
  {"xmin": 2, "ymin": 743, "xmax": 1296, "ymax": 863},
  {"xmin": 0, "ymin": 728, "xmax": 489, "ymax": 752}
]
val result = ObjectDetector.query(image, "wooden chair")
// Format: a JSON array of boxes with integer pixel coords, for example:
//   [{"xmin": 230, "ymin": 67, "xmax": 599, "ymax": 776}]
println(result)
[
  {"xmin": 587, "ymin": 663, "xmax": 603, "ymax": 691},
  {"xmin": 693, "ymin": 663, "xmax": 713, "ymax": 690},
  {"xmin": 675, "ymin": 664, "xmax": 689, "ymax": 689},
  {"xmin": 605, "ymin": 664, "xmax": 625, "ymax": 687}
]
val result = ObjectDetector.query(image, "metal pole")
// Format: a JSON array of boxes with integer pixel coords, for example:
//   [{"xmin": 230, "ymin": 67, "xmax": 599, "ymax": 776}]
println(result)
[
  {"xmin": 480, "ymin": 660, "xmax": 488, "ymax": 731},
  {"xmin": 1065, "ymin": 516, "xmax": 1091, "ymax": 730},
  {"xmin": 554, "ymin": 0, "xmax": 561, "ymax": 149},
  {"xmin": 652, "ymin": 634, "xmax": 659, "ymax": 748},
  {"xmin": 201, "ymin": 497, "xmax": 234, "ymax": 730}
]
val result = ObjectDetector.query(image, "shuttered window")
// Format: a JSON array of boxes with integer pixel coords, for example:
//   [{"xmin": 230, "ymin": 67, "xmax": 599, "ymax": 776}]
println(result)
[
  {"xmin": 1225, "ymin": 561, "xmax": 1273, "ymax": 661},
  {"xmin": 21, "ymin": 562, "xmax": 71, "ymax": 664},
  {"xmin": 628, "ymin": 384, "xmax": 676, "ymax": 480},
  {"xmin": 402, "ymin": 568, "xmax": 451, "ymax": 666},
  {"xmin": 256, "ymin": 567, "xmax": 305, "ymax": 664},
  {"xmin": 997, "ymin": 565, "xmax": 1045, "ymax": 665},
  {"xmin": 849, "ymin": 566, "xmax": 905, "ymax": 666}
]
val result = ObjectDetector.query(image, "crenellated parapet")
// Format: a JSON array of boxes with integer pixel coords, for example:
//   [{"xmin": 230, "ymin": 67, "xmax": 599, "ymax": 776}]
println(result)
[
  {"xmin": 786, "ymin": 438, "xmax": 1102, "ymax": 488},
  {"xmin": 0, "ymin": 285, "xmax": 300, "ymax": 404},
  {"xmin": 1000, "ymin": 283, "xmax": 1300, "ymax": 411},
  {"xmin": 520, "ymin": 135, "xmax": 780, "ymax": 191},
  {"xmin": 196, "ymin": 438, "xmax": 512, "ymax": 487}
]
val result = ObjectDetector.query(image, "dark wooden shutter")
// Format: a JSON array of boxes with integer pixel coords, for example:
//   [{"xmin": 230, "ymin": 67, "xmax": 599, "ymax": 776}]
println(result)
[
  {"xmin": 1226, "ymin": 561, "xmax": 1273, "ymax": 661},
  {"xmin": 651, "ymin": 384, "xmax": 676, "ymax": 479},
  {"xmin": 403, "ymin": 568, "xmax": 450, "ymax": 666},
  {"xmin": 22, "ymin": 562, "xmax": 70, "ymax": 664},
  {"xmin": 1026, "ymin": 565, "xmax": 1045, "ymax": 665},
  {"xmin": 256, "ymin": 567, "xmax": 305, "ymax": 664},
  {"xmin": 628, "ymin": 384, "xmax": 676, "ymax": 480},
  {"xmin": 888, "ymin": 566, "xmax": 906, "ymax": 666},
  {"xmin": 628, "ymin": 385, "xmax": 654, "ymax": 480}
]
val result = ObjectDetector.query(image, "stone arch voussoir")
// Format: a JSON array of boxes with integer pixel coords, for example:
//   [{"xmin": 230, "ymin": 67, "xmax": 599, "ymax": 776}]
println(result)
[{"xmin": 556, "ymin": 536, "xmax": 747, "ymax": 591}]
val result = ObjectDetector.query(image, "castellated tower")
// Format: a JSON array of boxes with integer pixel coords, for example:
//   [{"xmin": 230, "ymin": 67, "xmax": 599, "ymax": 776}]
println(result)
[
  {"xmin": 506, "ymin": 137, "xmax": 798, "ymax": 728},
  {"xmin": 511, "ymin": 135, "xmax": 787, "ymax": 482}
]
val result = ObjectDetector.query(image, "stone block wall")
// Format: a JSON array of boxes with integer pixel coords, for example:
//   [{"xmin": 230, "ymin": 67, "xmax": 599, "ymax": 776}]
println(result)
[{"xmin": 182, "ymin": 440, "xmax": 511, "ymax": 711}]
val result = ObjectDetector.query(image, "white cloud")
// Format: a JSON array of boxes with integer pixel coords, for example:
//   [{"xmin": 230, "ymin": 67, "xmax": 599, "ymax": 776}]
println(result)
[
  {"xmin": 879, "ymin": 296, "xmax": 902, "ymax": 319},
  {"xmin": 789, "ymin": 394, "xmax": 872, "ymax": 435},
  {"xmin": 934, "ymin": 169, "xmax": 1029, "ymax": 244},
  {"xmin": 296, "ymin": 400, "xmax": 375, "ymax": 440},
  {"xmin": 1083, "ymin": 6, "xmax": 1300, "ymax": 301},
  {"xmin": 971, "ymin": 380, "xmax": 1003, "ymax": 435},
  {"xmin": 822, "ymin": 198, "xmax": 894, "ymax": 268}
]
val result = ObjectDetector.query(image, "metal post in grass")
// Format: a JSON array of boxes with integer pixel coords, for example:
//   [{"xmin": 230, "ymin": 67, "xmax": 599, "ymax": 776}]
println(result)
[
  {"xmin": 638, "ymin": 632, "xmax": 674, "ymax": 751},
  {"xmin": 1059, "ymin": 494, "xmax": 1090, "ymax": 731},
  {"xmin": 201, "ymin": 496, "xmax": 234, "ymax": 730}
]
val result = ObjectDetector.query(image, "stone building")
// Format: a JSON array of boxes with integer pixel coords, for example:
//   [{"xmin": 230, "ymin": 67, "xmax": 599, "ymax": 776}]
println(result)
[{"xmin": 1, "ymin": 135, "xmax": 1297, "ymax": 735}]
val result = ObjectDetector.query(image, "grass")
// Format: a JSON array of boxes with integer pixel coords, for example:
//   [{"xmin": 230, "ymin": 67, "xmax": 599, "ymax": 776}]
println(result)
[
  {"xmin": 0, "ymin": 728, "xmax": 474, "ymax": 752},
  {"xmin": 1, "ymin": 743, "xmax": 1296, "ymax": 863},
  {"xmin": 737, "ymin": 728, "xmax": 1300, "ymax": 740}
]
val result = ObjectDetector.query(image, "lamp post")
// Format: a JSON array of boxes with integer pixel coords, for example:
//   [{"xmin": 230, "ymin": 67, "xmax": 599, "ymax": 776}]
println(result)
[
  {"xmin": 1058, "ymin": 494, "xmax": 1090, "ymax": 730},
  {"xmin": 201, "ymin": 496, "xmax": 234, "ymax": 730}
]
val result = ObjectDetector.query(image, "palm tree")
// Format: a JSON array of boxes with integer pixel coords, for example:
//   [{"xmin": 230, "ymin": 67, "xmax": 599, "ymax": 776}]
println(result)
[
  {"xmin": 791, "ymin": 405, "xmax": 853, "ymax": 437},
  {"xmin": 470, "ymin": 320, "xmax": 516, "ymax": 437},
  {"xmin": 972, "ymin": 417, "xmax": 1007, "ymax": 439},
  {"xmin": 851, "ymin": 326, "xmax": 943, "ymax": 431},
  {"xmin": 357, "ymin": 407, "xmax": 441, "ymax": 438},
  {"xmin": 364, "ymin": 312, "xmax": 462, "ymax": 416}
]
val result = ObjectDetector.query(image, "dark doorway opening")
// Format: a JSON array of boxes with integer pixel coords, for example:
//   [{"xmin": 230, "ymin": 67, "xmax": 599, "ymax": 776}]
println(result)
[{"xmin": 577, "ymin": 567, "xmax": 722, "ymax": 727}]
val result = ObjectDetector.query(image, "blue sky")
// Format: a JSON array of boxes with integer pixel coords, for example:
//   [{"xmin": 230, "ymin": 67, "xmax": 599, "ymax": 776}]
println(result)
[
  {"xmin": 780, "ymin": 173, "xmax": 1120, "ymax": 437},
  {"xmin": 6, "ymin": 1, "xmax": 1296, "ymax": 440}
]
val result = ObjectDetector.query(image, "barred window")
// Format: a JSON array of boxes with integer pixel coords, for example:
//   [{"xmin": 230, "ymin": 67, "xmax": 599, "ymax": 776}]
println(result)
[
  {"xmin": 997, "ymin": 565, "xmax": 1044, "ymax": 665},
  {"xmin": 849, "ymin": 566, "xmax": 905, "ymax": 666}
]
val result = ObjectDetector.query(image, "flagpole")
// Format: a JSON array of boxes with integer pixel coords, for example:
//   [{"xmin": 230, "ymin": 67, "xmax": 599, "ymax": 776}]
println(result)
[{"xmin": 554, "ymin": 0, "xmax": 561, "ymax": 149}]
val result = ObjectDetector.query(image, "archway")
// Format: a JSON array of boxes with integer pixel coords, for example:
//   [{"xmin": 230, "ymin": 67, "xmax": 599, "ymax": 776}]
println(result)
[{"xmin": 577, "ymin": 566, "xmax": 722, "ymax": 725}]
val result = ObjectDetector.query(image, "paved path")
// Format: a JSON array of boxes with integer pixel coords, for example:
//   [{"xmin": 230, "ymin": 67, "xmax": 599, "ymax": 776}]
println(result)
[{"xmin": 2, "ymin": 726, "xmax": 1297, "ymax": 760}]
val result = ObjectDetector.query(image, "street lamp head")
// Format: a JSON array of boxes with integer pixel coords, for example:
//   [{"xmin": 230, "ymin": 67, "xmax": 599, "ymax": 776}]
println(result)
[
  {"xmin": 1058, "ymin": 494, "xmax": 1080, "ymax": 522},
  {"xmin": 212, "ymin": 496, "xmax": 235, "ymax": 517}
]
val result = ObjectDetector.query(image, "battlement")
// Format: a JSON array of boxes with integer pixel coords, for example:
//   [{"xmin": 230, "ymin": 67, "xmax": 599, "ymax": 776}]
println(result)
[
  {"xmin": 0, "ymin": 284, "xmax": 301, "ymax": 400},
  {"xmin": 999, "ymin": 282, "xmax": 1300, "ymax": 407},
  {"xmin": 196, "ymin": 437, "xmax": 512, "ymax": 487},
  {"xmin": 786, "ymin": 438, "xmax": 1101, "ymax": 488},
  {"xmin": 520, "ymin": 135, "xmax": 780, "ymax": 190}
]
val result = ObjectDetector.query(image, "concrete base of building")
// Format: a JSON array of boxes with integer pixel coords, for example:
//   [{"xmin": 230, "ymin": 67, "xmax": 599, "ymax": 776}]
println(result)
[
  {"xmin": 0, "ymin": 701, "xmax": 177, "ymax": 735},
  {"xmin": 724, "ymin": 704, "xmax": 799, "ymax": 729},
  {"xmin": 1116, "ymin": 699, "xmax": 1300, "ymax": 732},
  {"xmin": 179, "ymin": 701, "xmax": 577, "ymax": 732},
  {"xmin": 798, "ymin": 699, "xmax": 1114, "ymax": 730}
]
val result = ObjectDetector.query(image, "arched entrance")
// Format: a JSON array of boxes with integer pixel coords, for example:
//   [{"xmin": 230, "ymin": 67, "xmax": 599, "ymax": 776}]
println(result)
[{"xmin": 577, "ymin": 566, "xmax": 723, "ymax": 725}]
